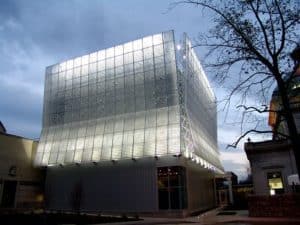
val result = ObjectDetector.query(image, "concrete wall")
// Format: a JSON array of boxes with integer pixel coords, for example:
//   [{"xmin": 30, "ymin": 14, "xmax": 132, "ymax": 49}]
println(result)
[
  {"xmin": 45, "ymin": 159, "xmax": 158, "ymax": 212},
  {"xmin": 0, "ymin": 133, "xmax": 44, "ymax": 208},
  {"xmin": 186, "ymin": 162, "xmax": 215, "ymax": 212},
  {"xmin": 45, "ymin": 156, "xmax": 218, "ymax": 215},
  {"xmin": 0, "ymin": 133, "xmax": 41, "ymax": 181},
  {"xmin": 247, "ymin": 144, "xmax": 297, "ymax": 195}
]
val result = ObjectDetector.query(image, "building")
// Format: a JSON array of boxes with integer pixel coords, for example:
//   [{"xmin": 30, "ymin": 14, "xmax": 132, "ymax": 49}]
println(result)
[
  {"xmin": 34, "ymin": 31, "xmax": 223, "ymax": 216},
  {"xmin": 245, "ymin": 139, "xmax": 297, "ymax": 195},
  {"xmin": 215, "ymin": 171, "xmax": 238, "ymax": 206},
  {"xmin": 245, "ymin": 52, "xmax": 300, "ymax": 196},
  {"xmin": 0, "ymin": 122, "xmax": 44, "ymax": 209}
]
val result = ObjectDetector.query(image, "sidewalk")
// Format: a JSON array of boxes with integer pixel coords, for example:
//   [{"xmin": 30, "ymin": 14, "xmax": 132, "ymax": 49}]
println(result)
[
  {"xmin": 187, "ymin": 208, "xmax": 300, "ymax": 224},
  {"xmin": 98, "ymin": 208, "xmax": 300, "ymax": 225}
]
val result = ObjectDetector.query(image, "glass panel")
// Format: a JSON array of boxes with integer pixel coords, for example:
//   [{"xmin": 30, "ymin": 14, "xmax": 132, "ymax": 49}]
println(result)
[
  {"xmin": 36, "ymin": 31, "xmax": 203, "ymax": 166},
  {"xmin": 114, "ymin": 117, "xmax": 124, "ymax": 132},
  {"xmin": 124, "ymin": 52, "xmax": 133, "ymax": 64},
  {"xmin": 112, "ymin": 145, "xmax": 121, "ymax": 160},
  {"xmin": 89, "ymin": 52, "xmax": 97, "ymax": 63},
  {"xmin": 76, "ymin": 138, "xmax": 85, "ymax": 150},
  {"xmin": 163, "ymin": 31, "xmax": 173, "ymax": 42},
  {"xmin": 134, "ymin": 50, "xmax": 143, "ymax": 62},
  {"xmin": 133, "ymin": 143, "xmax": 143, "ymax": 158},
  {"xmin": 49, "ymin": 152, "xmax": 58, "ymax": 164},
  {"xmin": 144, "ymin": 142, "xmax": 155, "ymax": 156},
  {"xmin": 59, "ymin": 62, "xmax": 66, "ymax": 72},
  {"xmin": 89, "ymin": 62, "xmax": 97, "ymax": 74},
  {"xmin": 134, "ymin": 129, "xmax": 144, "ymax": 143},
  {"xmin": 154, "ymin": 44, "xmax": 164, "ymax": 57},
  {"xmin": 115, "ymin": 55, "xmax": 123, "ymax": 67},
  {"xmin": 84, "ymin": 136, "xmax": 94, "ymax": 148},
  {"xmin": 98, "ymin": 60, "xmax": 105, "ymax": 71},
  {"xmin": 143, "ymin": 47, "xmax": 153, "ymax": 60},
  {"xmin": 106, "ymin": 47, "xmax": 114, "ymax": 58},
  {"xmin": 66, "ymin": 60, "xmax": 73, "ymax": 70},
  {"xmin": 157, "ymin": 166, "xmax": 187, "ymax": 210},
  {"xmin": 153, "ymin": 34, "xmax": 163, "ymax": 45},
  {"xmin": 133, "ymin": 39, "xmax": 142, "ymax": 50},
  {"xmin": 135, "ymin": 112, "xmax": 145, "ymax": 129},
  {"xmin": 57, "ymin": 152, "xmax": 65, "ymax": 164},
  {"xmin": 115, "ymin": 45, "xmax": 123, "ymax": 56},
  {"xmin": 74, "ymin": 57, "xmax": 81, "ymax": 67},
  {"xmin": 82, "ymin": 55, "xmax": 89, "ymax": 65},
  {"xmin": 124, "ymin": 42, "xmax": 132, "ymax": 53},
  {"xmin": 122, "ymin": 145, "xmax": 132, "ymax": 158},
  {"xmin": 82, "ymin": 150, "xmax": 92, "ymax": 162},
  {"xmin": 74, "ymin": 150, "xmax": 83, "ymax": 162},
  {"xmin": 157, "ymin": 108, "xmax": 168, "ymax": 126},
  {"xmin": 143, "ymin": 36, "xmax": 152, "ymax": 48},
  {"xmin": 113, "ymin": 133, "xmax": 123, "ymax": 146},
  {"xmin": 92, "ymin": 149, "xmax": 101, "ymax": 161},
  {"xmin": 98, "ymin": 50, "xmax": 105, "ymax": 60},
  {"xmin": 102, "ymin": 134, "xmax": 113, "ymax": 160}
]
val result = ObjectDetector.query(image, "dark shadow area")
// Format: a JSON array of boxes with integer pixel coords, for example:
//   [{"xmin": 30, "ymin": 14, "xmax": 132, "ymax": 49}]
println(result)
[
  {"xmin": 0, "ymin": 211, "xmax": 140, "ymax": 225},
  {"xmin": 217, "ymin": 211, "xmax": 237, "ymax": 216}
]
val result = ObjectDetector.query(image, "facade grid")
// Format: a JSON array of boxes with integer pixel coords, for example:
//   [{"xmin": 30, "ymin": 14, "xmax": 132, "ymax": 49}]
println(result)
[{"xmin": 35, "ymin": 31, "xmax": 223, "ymax": 173}]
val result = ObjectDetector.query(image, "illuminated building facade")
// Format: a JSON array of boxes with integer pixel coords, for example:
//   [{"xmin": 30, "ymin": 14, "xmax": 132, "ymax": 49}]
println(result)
[{"xmin": 35, "ymin": 31, "xmax": 223, "ymax": 216}]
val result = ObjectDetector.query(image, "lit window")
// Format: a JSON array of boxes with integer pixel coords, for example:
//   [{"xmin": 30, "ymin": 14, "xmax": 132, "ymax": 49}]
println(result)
[{"xmin": 267, "ymin": 172, "xmax": 284, "ymax": 195}]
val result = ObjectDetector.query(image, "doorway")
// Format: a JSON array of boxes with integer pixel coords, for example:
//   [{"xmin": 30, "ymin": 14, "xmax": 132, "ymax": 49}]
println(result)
[{"xmin": 1, "ymin": 180, "xmax": 17, "ymax": 208}]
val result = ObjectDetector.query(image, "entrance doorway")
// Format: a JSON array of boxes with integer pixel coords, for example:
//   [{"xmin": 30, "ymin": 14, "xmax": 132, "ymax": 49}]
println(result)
[
  {"xmin": 1, "ymin": 180, "xmax": 17, "ymax": 208},
  {"xmin": 157, "ymin": 166, "xmax": 187, "ymax": 210}
]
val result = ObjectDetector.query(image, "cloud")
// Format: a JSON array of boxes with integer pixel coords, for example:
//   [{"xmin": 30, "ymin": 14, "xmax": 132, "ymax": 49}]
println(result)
[
  {"xmin": 219, "ymin": 150, "xmax": 250, "ymax": 179},
  {"xmin": 0, "ymin": 0, "xmax": 269, "ymax": 180},
  {"xmin": 220, "ymin": 151, "xmax": 248, "ymax": 166}
]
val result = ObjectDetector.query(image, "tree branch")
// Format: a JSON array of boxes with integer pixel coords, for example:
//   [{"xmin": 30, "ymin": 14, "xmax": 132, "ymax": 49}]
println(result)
[{"xmin": 227, "ymin": 129, "xmax": 289, "ymax": 148}]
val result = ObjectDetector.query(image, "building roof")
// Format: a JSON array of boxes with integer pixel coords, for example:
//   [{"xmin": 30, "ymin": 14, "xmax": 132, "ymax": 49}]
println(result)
[
  {"xmin": 0, "ymin": 121, "xmax": 6, "ymax": 133},
  {"xmin": 244, "ymin": 139, "xmax": 291, "ymax": 155}
]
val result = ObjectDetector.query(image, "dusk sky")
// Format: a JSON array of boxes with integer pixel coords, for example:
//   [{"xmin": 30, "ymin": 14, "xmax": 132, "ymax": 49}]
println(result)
[{"xmin": 0, "ymin": 0, "xmax": 271, "ymax": 178}]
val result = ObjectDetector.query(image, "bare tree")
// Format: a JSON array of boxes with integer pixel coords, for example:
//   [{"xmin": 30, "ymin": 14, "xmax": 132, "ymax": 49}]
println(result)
[{"xmin": 174, "ymin": 0, "xmax": 300, "ymax": 173}]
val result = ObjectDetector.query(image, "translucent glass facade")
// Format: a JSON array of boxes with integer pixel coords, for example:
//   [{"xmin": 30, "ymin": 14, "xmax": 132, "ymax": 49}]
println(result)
[
  {"xmin": 178, "ymin": 34, "xmax": 223, "ymax": 171},
  {"xmin": 35, "ymin": 31, "xmax": 223, "ymax": 173}
]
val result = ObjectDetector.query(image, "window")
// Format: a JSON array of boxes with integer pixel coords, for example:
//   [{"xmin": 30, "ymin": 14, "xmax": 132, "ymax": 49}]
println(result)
[
  {"xmin": 157, "ymin": 166, "xmax": 187, "ymax": 210},
  {"xmin": 267, "ymin": 171, "xmax": 284, "ymax": 195}
]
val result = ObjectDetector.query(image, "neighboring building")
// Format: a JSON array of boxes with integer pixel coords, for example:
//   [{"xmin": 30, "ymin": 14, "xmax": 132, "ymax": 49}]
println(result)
[
  {"xmin": 35, "ymin": 31, "xmax": 223, "ymax": 216},
  {"xmin": 0, "ymin": 122, "xmax": 44, "ymax": 209},
  {"xmin": 0, "ymin": 121, "xmax": 6, "ymax": 133},
  {"xmin": 245, "ymin": 139, "xmax": 297, "ymax": 195},
  {"xmin": 215, "ymin": 171, "xmax": 238, "ymax": 206},
  {"xmin": 245, "ymin": 60, "xmax": 300, "ymax": 196}
]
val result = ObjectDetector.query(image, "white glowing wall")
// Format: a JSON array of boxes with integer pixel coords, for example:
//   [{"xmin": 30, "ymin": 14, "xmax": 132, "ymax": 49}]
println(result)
[
  {"xmin": 178, "ymin": 34, "xmax": 223, "ymax": 171},
  {"xmin": 35, "ymin": 31, "xmax": 181, "ymax": 166},
  {"xmin": 35, "ymin": 31, "xmax": 223, "ymax": 173}
]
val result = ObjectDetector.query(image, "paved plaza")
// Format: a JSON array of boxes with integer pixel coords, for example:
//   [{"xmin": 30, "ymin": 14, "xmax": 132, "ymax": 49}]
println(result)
[{"xmin": 99, "ymin": 208, "xmax": 300, "ymax": 225}]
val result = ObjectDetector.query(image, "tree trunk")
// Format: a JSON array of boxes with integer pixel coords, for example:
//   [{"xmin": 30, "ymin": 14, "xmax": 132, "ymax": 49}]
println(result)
[{"xmin": 276, "ymin": 74, "xmax": 300, "ymax": 175}]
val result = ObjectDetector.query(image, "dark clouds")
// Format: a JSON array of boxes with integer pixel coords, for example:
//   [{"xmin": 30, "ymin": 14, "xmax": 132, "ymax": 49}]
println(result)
[
  {"xmin": 1, "ymin": 0, "xmax": 108, "ymax": 59},
  {"xmin": 0, "ymin": 0, "xmax": 250, "ymax": 177}
]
